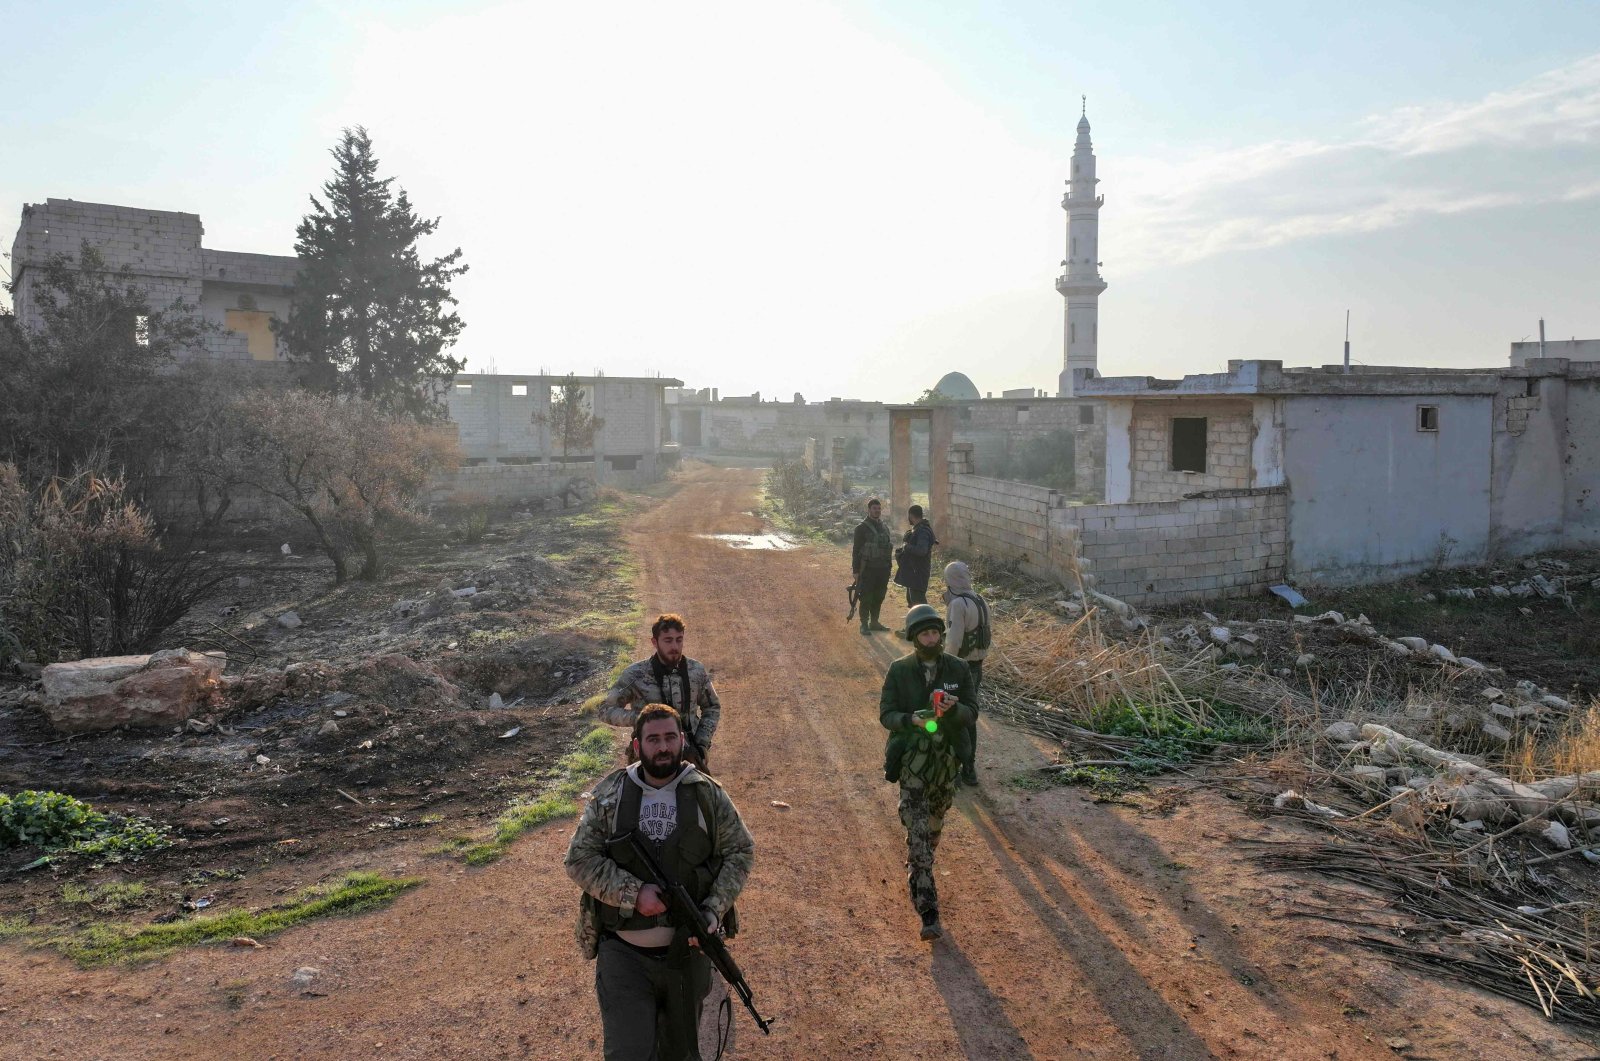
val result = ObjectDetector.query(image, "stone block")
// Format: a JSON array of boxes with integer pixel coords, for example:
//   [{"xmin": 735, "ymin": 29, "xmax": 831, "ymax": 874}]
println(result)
[{"xmin": 40, "ymin": 649, "xmax": 226, "ymax": 734}]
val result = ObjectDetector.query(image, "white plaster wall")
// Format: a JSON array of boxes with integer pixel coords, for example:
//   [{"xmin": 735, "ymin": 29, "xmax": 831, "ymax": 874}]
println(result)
[
  {"xmin": 1250, "ymin": 398, "xmax": 1286, "ymax": 487},
  {"xmin": 1104, "ymin": 402, "xmax": 1133, "ymax": 503},
  {"xmin": 1564, "ymin": 378, "xmax": 1600, "ymax": 546},
  {"xmin": 1283, "ymin": 395, "xmax": 1493, "ymax": 583},
  {"xmin": 1489, "ymin": 377, "xmax": 1567, "ymax": 556}
]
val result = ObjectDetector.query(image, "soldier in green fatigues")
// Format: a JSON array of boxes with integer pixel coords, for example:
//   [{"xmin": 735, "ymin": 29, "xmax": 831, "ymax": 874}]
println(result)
[
  {"xmin": 851, "ymin": 498, "xmax": 894, "ymax": 636},
  {"xmin": 878, "ymin": 604, "xmax": 975, "ymax": 941}
]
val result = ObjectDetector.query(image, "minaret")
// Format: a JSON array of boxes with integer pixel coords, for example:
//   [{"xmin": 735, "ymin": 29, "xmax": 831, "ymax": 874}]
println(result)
[{"xmin": 1056, "ymin": 99, "xmax": 1107, "ymax": 397}]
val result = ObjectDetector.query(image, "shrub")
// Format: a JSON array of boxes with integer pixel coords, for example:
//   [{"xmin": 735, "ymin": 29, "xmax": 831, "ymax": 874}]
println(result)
[
  {"xmin": 200, "ymin": 391, "xmax": 459, "ymax": 582},
  {"xmin": 0, "ymin": 463, "xmax": 223, "ymax": 662}
]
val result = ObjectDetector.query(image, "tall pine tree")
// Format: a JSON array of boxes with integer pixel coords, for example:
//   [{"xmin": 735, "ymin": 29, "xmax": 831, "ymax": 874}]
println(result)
[{"xmin": 279, "ymin": 127, "xmax": 467, "ymax": 419}]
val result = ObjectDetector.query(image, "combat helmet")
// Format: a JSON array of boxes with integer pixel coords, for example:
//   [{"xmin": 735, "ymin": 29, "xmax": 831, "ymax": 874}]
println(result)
[{"xmin": 901, "ymin": 604, "xmax": 945, "ymax": 641}]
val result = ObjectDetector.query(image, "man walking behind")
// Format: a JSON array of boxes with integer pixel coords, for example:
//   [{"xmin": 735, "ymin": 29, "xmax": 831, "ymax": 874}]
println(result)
[
  {"xmin": 599, "ymin": 614, "xmax": 722, "ymax": 770},
  {"xmin": 851, "ymin": 498, "xmax": 894, "ymax": 635},
  {"xmin": 879, "ymin": 604, "xmax": 975, "ymax": 941},
  {"xmin": 942, "ymin": 561, "xmax": 990, "ymax": 787},
  {"xmin": 566, "ymin": 703, "xmax": 756, "ymax": 1061},
  {"xmin": 893, "ymin": 504, "xmax": 937, "ymax": 607}
]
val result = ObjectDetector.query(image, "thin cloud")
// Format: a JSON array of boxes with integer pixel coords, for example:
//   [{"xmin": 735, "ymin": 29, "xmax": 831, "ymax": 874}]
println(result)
[{"xmin": 1115, "ymin": 53, "xmax": 1600, "ymax": 272}]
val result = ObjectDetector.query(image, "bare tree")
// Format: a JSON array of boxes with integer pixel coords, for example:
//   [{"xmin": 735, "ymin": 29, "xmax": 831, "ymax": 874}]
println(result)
[{"xmin": 204, "ymin": 392, "xmax": 458, "ymax": 583}]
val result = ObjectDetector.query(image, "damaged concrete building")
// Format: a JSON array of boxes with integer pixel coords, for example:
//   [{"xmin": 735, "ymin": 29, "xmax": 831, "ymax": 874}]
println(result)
[{"xmin": 899, "ymin": 358, "xmax": 1600, "ymax": 607}]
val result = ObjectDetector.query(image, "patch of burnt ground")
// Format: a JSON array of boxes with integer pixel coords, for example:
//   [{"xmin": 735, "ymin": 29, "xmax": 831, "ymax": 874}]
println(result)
[{"xmin": 0, "ymin": 494, "xmax": 641, "ymax": 938}]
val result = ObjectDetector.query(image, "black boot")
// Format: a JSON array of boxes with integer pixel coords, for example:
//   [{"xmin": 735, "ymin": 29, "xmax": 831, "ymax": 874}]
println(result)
[
  {"xmin": 868, "ymin": 603, "xmax": 890, "ymax": 632},
  {"xmin": 919, "ymin": 908, "xmax": 944, "ymax": 941}
]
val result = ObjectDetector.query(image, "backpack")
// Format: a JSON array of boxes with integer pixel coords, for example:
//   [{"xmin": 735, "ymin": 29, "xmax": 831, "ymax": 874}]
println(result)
[{"xmin": 954, "ymin": 592, "xmax": 990, "ymax": 657}]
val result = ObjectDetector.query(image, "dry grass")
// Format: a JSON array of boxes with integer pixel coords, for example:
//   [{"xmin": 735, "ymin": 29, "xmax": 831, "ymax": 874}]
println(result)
[{"xmin": 985, "ymin": 599, "xmax": 1321, "ymax": 751}]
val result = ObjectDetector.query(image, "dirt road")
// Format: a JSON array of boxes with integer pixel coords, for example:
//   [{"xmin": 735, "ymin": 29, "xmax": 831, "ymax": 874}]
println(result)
[{"xmin": 3, "ymin": 464, "xmax": 1593, "ymax": 1059}]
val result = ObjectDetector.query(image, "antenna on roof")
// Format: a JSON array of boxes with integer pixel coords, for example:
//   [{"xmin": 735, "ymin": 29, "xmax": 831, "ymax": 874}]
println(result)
[
  {"xmin": 1539, "ymin": 317, "xmax": 1546, "ymax": 360},
  {"xmin": 1343, "ymin": 310, "xmax": 1351, "ymax": 374}
]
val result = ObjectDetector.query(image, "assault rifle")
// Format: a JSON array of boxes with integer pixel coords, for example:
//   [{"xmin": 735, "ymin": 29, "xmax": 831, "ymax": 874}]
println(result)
[
  {"xmin": 846, "ymin": 580, "xmax": 860, "ymax": 621},
  {"xmin": 625, "ymin": 830, "xmax": 773, "ymax": 1036}
]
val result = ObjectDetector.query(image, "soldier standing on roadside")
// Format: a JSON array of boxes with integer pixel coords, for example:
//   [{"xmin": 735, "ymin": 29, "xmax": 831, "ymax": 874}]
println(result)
[
  {"xmin": 893, "ymin": 504, "xmax": 937, "ymax": 607},
  {"xmin": 851, "ymin": 498, "xmax": 894, "ymax": 636},
  {"xmin": 942, "ymin": 561, "xmax": 991, "ymax": 787},
  {"xmin": 879, "ymin": 604, "xmax": 975, "ymax": 941},
  {"xmin": 598, "ymin": 614, "xmax": 722, "ymax": 771},
  {"xmin": 566, "ymin": 703, "xmax": 755, "ymax": 1061}
]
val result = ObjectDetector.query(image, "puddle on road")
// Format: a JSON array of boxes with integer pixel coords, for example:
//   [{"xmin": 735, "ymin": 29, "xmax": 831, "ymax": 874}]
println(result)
[{"xmin": 699, "ymin": 532, "xmax": 805, "ymax": 551}]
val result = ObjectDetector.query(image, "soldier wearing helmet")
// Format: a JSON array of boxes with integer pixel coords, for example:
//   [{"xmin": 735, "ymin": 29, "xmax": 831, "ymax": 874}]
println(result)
[{"xmin": 878, "ymin": 603, "xmax": 976, "ymax": 941}]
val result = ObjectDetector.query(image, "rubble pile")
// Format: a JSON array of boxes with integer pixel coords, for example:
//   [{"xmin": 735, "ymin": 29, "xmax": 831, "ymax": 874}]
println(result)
[
  {"xmin": 1042, "ymin": 592, "xmax": 1585, "ymax": 742},
  {"xmin": 1319, "ymin": 722, "xmax": 1600, "ymax": 847}
]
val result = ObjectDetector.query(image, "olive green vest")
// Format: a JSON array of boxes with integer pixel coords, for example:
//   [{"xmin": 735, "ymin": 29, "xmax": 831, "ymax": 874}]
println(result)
[
  {"xmin": 596, "ymin": 775, "xmax": 714, "ymax": 933},
  {"xmin": 859, "ymin": 519, "xmax": 893, "ymax": 568}
]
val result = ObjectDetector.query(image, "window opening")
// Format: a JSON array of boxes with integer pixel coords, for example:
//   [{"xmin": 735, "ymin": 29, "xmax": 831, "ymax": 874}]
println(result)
[
  {"xmin": 1171, "ymin": 417, "xmax": 1207, "ymax": 473},
  {"xmin": 512, "ymin": 383, "xmax": 528, "ymax": 396},
  {"xmin": 1079, "ymin": 405, "xmax": 1094, "ymax": 425},
  {"xmin": 1417, "ymin": 405, "xmax": 1439, "ymax": 432}
]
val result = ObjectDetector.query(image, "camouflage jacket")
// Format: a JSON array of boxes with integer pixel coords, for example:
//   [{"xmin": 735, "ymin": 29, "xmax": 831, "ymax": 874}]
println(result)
[
  {"xmin": 565, "ymin": 765, "xmax": 755, "ymax": 959},
  {"xmin": 597, "ymin": 656, "xmax": 722, "ymax": 749}
]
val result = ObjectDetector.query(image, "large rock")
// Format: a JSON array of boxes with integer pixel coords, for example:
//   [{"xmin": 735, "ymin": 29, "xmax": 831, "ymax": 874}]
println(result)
[{"xmin": 39, "ymin": 649, "xmax": 226, "ymax": 733}]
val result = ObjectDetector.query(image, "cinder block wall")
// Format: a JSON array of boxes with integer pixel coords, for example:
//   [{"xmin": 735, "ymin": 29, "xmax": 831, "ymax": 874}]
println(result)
[
  {"xmin": 951, "ymin": 398, "xmax": 1105, "ymax": 501},
  {"xmin": 1130, "ymin": 400, "xmax": 1253, "ymax": 501},
  {"xmin": 1061, "ymin": 488, "xmax": 1288, "ymax": 605},
  {"xmin": 946, "ymin": 441, "xmax": 1288, "ymax": 605},
  {"xmin": 947, "ymin": 472, "xmax": 1064, "ymax": 580}
]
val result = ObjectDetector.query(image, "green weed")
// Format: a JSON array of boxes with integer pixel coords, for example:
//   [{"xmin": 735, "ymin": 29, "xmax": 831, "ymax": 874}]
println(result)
[
  {"xmin": 61, "ymin": 881, "xmax": 150, "ymax": 913},
  {"xmin": 0, "ymin": 790, "xmax": 171, "ymax": 865},
  {"xmin": 1008, "ymin": 767, "xmax": 1135, "ymax": 797},
  {"xmin": 453, "ymin": 726, "xmax": 620, "ymax": 865},
  {"xmin": 8, "ymin": 872, "xmax": 419, "ymax": 967}
]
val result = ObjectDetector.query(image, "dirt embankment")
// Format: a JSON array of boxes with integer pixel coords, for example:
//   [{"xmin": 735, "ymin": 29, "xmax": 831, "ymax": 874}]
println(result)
[{"xmin": 2, "ymin": 464, "xmax": 1597, "ymax": 1059}]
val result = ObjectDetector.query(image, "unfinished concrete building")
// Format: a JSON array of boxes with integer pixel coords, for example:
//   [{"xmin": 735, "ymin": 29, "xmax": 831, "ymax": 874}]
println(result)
[
  {"xmin": 9, "ymin": 198, "xmax": 685, "ymax": 501},
  {"xmin": 10, "ymin": 198, "xmax": 299, "ymax": 362},
  {"xmin": 445, "ymin": 374, "xmax": 682, "ymax": 494}
]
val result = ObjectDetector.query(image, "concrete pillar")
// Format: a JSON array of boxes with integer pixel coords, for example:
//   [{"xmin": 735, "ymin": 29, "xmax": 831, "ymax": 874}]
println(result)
[
  {"xmin": 890, "ymin": 410, "xmax": 913, "ymax": 515},
  {"xmin": 928, "ymin": 405, "xmax": 955, "ymax": 532}
]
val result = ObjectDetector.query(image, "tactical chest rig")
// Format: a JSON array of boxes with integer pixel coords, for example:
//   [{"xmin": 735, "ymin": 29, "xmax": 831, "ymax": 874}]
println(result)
[{"xmin": 599, "ymin": 775, "xmax": 715, "ymax": 933}]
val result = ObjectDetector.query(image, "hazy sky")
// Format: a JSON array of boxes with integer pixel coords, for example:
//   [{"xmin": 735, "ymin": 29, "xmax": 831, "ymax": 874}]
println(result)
[{"xmin": 3, "ymin": 1, "xmax": 1598, "ymax": 401}]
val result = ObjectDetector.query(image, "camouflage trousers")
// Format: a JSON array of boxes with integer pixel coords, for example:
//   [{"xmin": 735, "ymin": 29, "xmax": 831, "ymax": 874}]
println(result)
[{"xmin": 898, "ymin": 774, "xmax": 956, "ymax": 916}]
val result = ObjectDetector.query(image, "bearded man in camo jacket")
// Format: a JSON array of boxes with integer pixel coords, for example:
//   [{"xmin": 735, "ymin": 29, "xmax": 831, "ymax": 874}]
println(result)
[{"xmin": 598, "ymin": 613, "xmax": 722, "ymax": 770}]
